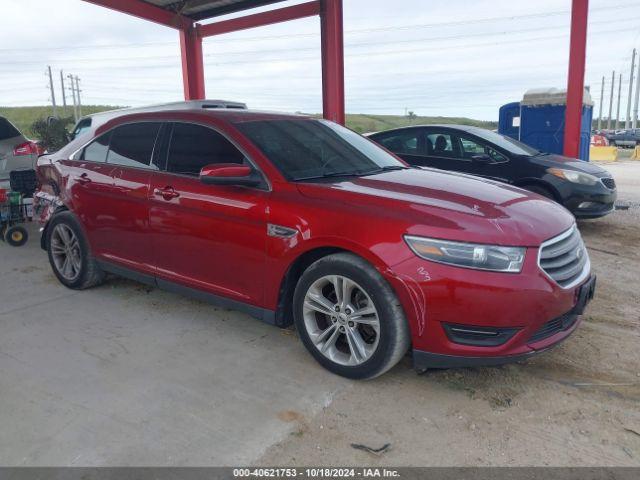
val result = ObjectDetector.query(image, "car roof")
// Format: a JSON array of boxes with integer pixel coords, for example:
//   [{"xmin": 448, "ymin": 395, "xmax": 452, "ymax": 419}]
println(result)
[
  {"xmin": 103, "ymin": 108, "xmax": 311, "ymax": 124},
  {"xmin": 376, "ymin": 124, "xmax": 487, "ymax": 133},
  {"xmin": 76, "ymin": 99, "xmax": 248, "ymax": 124}
]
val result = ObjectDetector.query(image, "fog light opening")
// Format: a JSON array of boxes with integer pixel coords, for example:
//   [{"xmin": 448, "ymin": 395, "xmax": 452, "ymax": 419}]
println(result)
[{"xmin": 578, "ymin": 202, "xmax": 598, "ymax": 209}]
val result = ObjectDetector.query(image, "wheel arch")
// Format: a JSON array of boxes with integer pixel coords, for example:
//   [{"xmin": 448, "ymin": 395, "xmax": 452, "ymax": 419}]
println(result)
[
  {"xmin": 273, "ymin": 241, "xmax": 393, "ymax": 328},
  {"xmin": 274, "ymin": 246, "xmax": 349, "ymax": 327},
  {"xmin": 513, "ymin": 178, "xmax": 562, "ymax": 202},
  {"xmin": 39, "ymin": 204, "xmax": 70, "ymax": 250}
]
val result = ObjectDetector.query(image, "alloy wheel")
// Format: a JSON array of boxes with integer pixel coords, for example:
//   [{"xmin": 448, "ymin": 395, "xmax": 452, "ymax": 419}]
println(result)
[
  {"xmin": 50, "ymin": 224, "xmax": 82, "ymax": 282},
  {"xmin": 302, "ymin": 275, "xmax": 380, "ymax": 366}
]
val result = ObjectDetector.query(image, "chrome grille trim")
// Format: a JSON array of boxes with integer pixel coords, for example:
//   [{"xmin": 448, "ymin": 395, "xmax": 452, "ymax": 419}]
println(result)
[{"xmin": 537, "ymin": 225, "xmax": 590, "ymax": 289}]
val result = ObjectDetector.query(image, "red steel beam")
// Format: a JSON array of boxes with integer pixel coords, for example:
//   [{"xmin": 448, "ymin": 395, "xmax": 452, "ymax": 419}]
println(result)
[
  {"xmin": 82, "ymin": 0, "xmax": 191, "ymax": 29},
  {"xmin": 563, "ymin": 0, "xmax": 589, "ymax": 158},
  {"xmin": 180, "ymin": 26, "xmax": 206, "ymax": 100},
  {"xmin": 320, "ymin": 0, "xmax": 345, "ymax": 125},
  {"xmin": 199, "ymin": 1, "xmax": 320, "ymax": 37}
]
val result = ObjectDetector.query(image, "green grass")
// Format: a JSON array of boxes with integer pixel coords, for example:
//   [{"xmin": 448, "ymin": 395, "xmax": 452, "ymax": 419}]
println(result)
[
  {"xmin": 343, "ymin": 113, "xmax": 497, "ymax": 134},
  {"xmin": 0, "ymin": 105, "xmax": 122, "ymax": 138},
  {"xmin": 0, "ymin": 105, "xmax": 497, "ymax": 139}
]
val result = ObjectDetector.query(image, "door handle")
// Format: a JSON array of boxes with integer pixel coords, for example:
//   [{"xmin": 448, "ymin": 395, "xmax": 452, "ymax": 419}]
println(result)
[
  {"xmin": 76, "ymin": 173, "xmax": 91, "ymax": 184},
  {"xmin": 154, "ymin": 187, "xmax": 180, "ymax": 201}
]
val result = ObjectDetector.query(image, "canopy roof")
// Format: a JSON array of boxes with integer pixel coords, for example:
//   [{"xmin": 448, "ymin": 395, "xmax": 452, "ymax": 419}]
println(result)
[{"xmin": 141, "ymin": 0, "xmax": 288, "ymax": 21}]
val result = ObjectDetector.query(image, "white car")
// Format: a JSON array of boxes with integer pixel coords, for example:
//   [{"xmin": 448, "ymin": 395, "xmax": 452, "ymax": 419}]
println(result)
[{"xmin": 0, "ymin": 116, "xmax": 39, "ymax": 186}]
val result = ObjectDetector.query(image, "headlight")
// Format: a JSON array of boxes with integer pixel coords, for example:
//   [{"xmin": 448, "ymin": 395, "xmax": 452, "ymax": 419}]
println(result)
[
  {"xmin": 547, "ymin": 168, "xmax": 598, "ymax": 186},
  {"xmin": 404, "ymin": 236, "xmax": 526, "ymax": 273}
]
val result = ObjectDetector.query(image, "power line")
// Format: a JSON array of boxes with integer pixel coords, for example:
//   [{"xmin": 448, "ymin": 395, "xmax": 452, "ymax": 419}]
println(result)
[
  {"xmin": 3, "ymin": 14, "xmax": 640, "ymax": 68},
  {"xmin": 0, "ymin": 1, "xmax": 637, "ymax": 54}
]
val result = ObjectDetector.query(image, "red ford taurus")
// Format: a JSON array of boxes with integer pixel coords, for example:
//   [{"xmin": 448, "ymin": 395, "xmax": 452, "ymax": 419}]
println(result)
[{"xmin": 35, "ymin": 106, "xmax": 595, "ymax": 379}]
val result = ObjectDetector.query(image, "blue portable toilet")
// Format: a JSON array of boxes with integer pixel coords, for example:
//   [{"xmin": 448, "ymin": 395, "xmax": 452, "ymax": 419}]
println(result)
[
  {"xmin": 498, "ymin": 88, "xmax": 593, "ymax": 161},
  {"xmin": 498, "ymin": 102, "xmax": 521, "ymax": 140}
]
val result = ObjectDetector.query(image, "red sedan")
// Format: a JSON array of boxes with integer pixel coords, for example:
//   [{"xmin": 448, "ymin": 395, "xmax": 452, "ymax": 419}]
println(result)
[{"xmin": 35, "ymin": 106, "xmax": 595, "ymax": 379}]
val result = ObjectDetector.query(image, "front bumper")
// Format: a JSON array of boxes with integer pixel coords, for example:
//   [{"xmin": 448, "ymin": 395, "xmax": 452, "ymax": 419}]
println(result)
[
  {"xmin": 555, "ymin": 180, "xmax": 617, "ymax": 219},
  {"xmin": 385, "ymin": 245, "xmax": 595, "ymax": 369},
  {"xmin": 412, "ymin": 283, "xmax": 591, "ymax": 370}
]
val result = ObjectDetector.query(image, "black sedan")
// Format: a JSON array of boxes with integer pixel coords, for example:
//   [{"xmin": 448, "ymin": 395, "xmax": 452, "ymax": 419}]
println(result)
[{"xmin": 368, "ymin": 125, "xmax": 617, "ymax": 219}]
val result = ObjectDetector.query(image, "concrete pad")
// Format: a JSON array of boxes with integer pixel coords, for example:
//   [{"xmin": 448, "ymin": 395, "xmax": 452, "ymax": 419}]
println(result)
[{"xmin": 0, "ymin": 225, "xmax": 348, "ymax": 466}]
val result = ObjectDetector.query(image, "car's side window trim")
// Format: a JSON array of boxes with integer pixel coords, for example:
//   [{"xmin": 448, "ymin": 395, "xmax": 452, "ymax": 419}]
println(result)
[{"xmin": 161, "ymin": 120, "xmax": 271, "ymax": 192}]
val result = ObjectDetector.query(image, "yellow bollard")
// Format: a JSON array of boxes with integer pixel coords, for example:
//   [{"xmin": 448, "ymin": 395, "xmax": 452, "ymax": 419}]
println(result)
[
  {"xmin": 589, "ymin": 146, "xmax": 618, "ymax": 162},
  {"xmin": 631, "ymin": 146, "xmax": 640, "ymax": 160}
]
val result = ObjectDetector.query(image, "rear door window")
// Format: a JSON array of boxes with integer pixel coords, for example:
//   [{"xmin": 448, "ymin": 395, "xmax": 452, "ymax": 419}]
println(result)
[
  {"xmin": 0, "ymin": 118, "xmax": 21, "ymax": 140},
  {"xmin": 81, "ymin": 131, "xmax": 111, "ymax": 163},
  {"xmin": 107, "ymin": 123, "xmax": 162, "ymax": 169},
  {"xmin": 72, "ymin": 119, "xmax": 92, "ymax": 139},
  {"xmin": 376, "ymin": 130, "xmax": 421, "ymax": 155},
  {"xmin": 166, "ymin": 122, "xmax": 245, "ymax": 176}
]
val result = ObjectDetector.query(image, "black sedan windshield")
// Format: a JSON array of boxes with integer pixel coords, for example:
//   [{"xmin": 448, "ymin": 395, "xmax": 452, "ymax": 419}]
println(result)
[{"xmin": 235, "ymin": 119, "xmax": 406, "ymax": 181}]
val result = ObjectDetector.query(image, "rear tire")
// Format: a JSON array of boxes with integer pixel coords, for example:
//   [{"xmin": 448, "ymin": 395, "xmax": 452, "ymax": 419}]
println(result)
[
  {"xmin": 293, "ymin": 253, "xmax": 410, "ymax": 379},
  {"xmin": 46, "ymin": 211, "xmax": 104, "ymax": 290}
]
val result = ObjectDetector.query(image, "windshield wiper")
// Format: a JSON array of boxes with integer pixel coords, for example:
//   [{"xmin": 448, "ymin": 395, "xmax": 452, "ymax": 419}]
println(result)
[
  {"xmin": 358, "ymin": 165, "xmax": 410, "ymax": 176},
  {"xmin": 294, "ymin": 165, "xmax": 409, "ymax": 182},
  {"xmin": 294, "ymin": 171, "xmax": 365, "ymax": 181}
]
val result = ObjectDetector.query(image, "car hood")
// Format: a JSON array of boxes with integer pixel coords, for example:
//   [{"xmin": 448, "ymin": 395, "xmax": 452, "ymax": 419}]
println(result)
[
  {"xmin": 531, "ymin": 153, "xmax": 611, "ymax": 176},
  {"xmin": 296, "ymin": 168, "xmax": 574, "ymax": 247}
]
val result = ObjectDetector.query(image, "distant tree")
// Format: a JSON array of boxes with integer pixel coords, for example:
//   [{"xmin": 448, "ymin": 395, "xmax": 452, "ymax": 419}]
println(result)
[
  {"xmin": 30, "ymin": 116, "xmax": 74, "ymax": 152},
  {"xmin": 407, "ymin": 111, "xmax": 417, "ymax": 119}
]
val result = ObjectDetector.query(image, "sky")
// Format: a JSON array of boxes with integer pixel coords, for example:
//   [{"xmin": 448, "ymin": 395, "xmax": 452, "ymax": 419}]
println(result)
[{"xmin": 1, "ymin": 0, "xmax": 640, "ymax": 121}]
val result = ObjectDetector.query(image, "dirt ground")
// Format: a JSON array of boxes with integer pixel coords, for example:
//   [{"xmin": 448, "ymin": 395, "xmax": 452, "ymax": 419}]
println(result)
[
  {"xmin": 258, "ymin": 161, "xmax": 640, "ymax": 467},
  {"xmin": 1, "ymin": 162, "xmax": 638, "ymax": 468}
]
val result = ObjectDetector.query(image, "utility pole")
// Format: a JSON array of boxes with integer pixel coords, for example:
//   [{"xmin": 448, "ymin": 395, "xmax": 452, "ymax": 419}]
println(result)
[
  {"xmin": 625, "ymin": 48, "xmax": 636, "ymax": 129},
  {"xmin": 597, "ymin": 75, "xmax": 605, "ymax": 130},
  {"xmin": 607, "ymin": 70, "xmax": 615, "ymax": 130},
  {"xmin": 634, "ymin": 58, "xmax": 640, "ymax": 129},
  {"xmin": 68, "ymin": 74, "xmax": 78, "ymax": 122},
  {"xmin": 46, "ymin": 65, "xmax": 57, "ymax": 117},
  {"xmin": 59, "ymin": 70, "xmax": 67, "ymax": 113},
  {"xmin": 615, "ymin": 73, "xmax": 622, "ymax": 130},
  {"xmin": 75, "ymin": 76, "xmax": 82, "ymax": 117}
]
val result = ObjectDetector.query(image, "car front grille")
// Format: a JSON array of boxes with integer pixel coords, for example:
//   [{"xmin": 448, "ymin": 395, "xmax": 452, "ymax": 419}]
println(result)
[
  {"xmin": 529, "ymin": 312, "xmax": 578, "ymax": 343},
  {"xmin": 538, "ymin": 226, "xmax": 590, "ymax": 289},
  {"xmin": 601, "ymin": 177, "xmax": 616, "ymax": 190}
]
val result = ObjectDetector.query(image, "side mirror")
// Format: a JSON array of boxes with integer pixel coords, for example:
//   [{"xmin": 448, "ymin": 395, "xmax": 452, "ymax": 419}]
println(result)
[
  {"xmin": 471, "ymin": 154, "xmax": 493, "ymax": 164},
  {"xmin": 199, "ymin": 163, "xmax": 262, "ymax": 187}
]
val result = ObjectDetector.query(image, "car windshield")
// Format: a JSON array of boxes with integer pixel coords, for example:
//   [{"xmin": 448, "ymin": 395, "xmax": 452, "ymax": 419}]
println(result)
[
  {"xmin": 0, "ymin": 117, "xmax": 21, "ymax": 141},
  {"xmin": 234, "ymin": 118, "xmax": 407, "ymax": 181},
  {"xmin": 469, "ymin": 129, "xmax": 541, "ymax": 156}
]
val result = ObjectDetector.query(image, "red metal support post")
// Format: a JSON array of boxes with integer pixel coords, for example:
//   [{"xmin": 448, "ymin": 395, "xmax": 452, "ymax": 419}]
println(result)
[
  {"xmin": 563, "ymin": 0, "xmax": 589, "ymax": 158},
  {"xmin": 320, "ymin": 0, "xmax": 345, "ymax": 125},
  {"xmin": 180, "ymin": 24, "xmax": 206, "ymax": 100}
]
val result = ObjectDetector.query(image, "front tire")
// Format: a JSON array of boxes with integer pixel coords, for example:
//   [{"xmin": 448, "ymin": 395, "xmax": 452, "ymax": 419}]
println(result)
[
  {"xmin": 46, "ymin": 211, "xmax": 104, "ymax": 290},
  {"xmin": 293, "ymin": 253, "xmax": 410, "ymax": 379}
]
